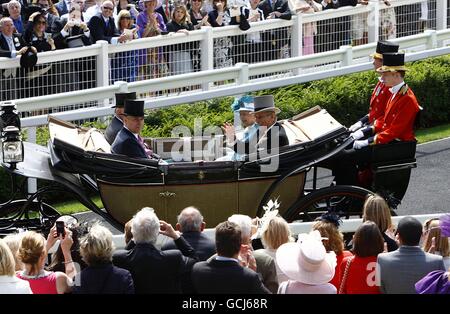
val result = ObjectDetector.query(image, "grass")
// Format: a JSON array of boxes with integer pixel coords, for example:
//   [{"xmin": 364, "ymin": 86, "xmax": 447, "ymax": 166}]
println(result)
[
  {"xmin": 416, "ymin": 123, "xmax": 450, "ymax": 144},
  {"xmin": 51, "ymin": 196, "xmax": 103, "ymax": 216},
  {"xmin": 48, "ymin": 124, "xmax": 450, "ymax": 215}
]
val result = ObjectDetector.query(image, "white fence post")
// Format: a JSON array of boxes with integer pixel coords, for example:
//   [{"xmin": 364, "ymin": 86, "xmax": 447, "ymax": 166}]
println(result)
[
  {"xmin": 425, "ymin": 29, "xmax": 438, "ymax": 49},
  {"xmin": 200, "ymin": 27, "xmax": 214, "ymax": 91},
  {"xmin": 368, "ymin": 0, "xmax": 380, "ymax": 43},
  {"xmin": 96, "ymin": 40, "xmax": 110, "ymax": 108},
  {"xmin": 291, "ymin": 15, "xmax": 302, "ymax": 76},
  {"xmin": 436, "ymin": 0, "xmax": 448, "ymax": 31},
  {"xmin": 340, "ymin": 45, "xmax": 353, "ymax": 67},
  {"xmin": 114, "ymin": 81, "xmax": 129, "ymax": 93},
  {"xmin": 27, "ymin": 127, "xmax": 37, "ymax": 195}
]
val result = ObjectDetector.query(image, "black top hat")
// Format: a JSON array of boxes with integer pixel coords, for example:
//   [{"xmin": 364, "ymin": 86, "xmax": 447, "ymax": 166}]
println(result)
[
  {"xmin": 124, "ymin": 99, "xmax": 145, "ymax": 117},
  {"xmin": 20, "ymin": 47, "xmax": 38, "ymax": 68},
  {"xmin": 371, "ymin": 41, "xmax": 399, "ymax": 59},
  {"xmin": 376, "ymin": 52, "xmax": 407, "ymax": 73},
  {"xmin": 114, "ymin": 92, "xmax": 137, "ymax": 108},
  {"xmin": 253, "ymin": 95, "xmax": 280, "ymax": 114}
]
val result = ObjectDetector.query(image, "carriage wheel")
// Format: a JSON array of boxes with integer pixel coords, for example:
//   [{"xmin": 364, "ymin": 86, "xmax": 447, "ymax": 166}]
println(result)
[
  {"xmin": 283, "ymin": 185, "xmax": 373, "ymax": 223},
  {"xmin": 0, "ymin": 200, "xmax": 60, "ymax": 233}
]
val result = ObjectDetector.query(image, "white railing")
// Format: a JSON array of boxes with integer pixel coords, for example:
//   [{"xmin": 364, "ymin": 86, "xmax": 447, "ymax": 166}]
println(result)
[{"xmin": 1, "ymin": 0, "xmax": 448, "ymax": 102}]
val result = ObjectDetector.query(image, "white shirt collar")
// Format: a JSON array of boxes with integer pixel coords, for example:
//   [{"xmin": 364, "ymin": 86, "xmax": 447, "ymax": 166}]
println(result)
[
  {"xmin": 389, "ymin": 81, "xmax": 405, "ymax": 96},
  {"xmin": 215, "ymin": 256, "xmax": 240, "ymax": 263}
]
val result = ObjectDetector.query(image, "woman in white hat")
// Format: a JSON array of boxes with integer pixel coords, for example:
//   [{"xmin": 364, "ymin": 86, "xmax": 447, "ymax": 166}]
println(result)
[{"xmin": 276, "ymin": 230, "xmax": 337, "ymax": 294}]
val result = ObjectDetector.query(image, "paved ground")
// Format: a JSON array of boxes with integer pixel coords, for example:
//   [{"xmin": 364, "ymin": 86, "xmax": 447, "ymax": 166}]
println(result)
[{"xmin": 75, "ymin": 137, "xmax": 450, "ymax": 234}]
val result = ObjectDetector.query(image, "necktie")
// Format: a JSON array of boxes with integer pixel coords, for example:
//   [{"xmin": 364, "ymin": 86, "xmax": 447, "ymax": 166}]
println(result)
[
  {"xmin": 7, "ymin": 37, "xmax": 15, "ymax": 52},
  {"xmin": 165, "ymin": 0, "xmax": 170, "ymax": 20},
  {"xmin": 138, "ymin": 135, "xmax": 154, "ymax": 158}
]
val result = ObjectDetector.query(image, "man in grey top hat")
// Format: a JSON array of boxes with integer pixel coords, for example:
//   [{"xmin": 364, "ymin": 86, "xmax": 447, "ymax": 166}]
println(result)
[
  {"xmin": 231, "ymin": 95, "xmax": 289, "ymax": 156},
  {"xmin": 105, "ymin": 92, "xmax": 136, "ymax": 145},
  {"xmin": 111, "ymin": 99, "xmax": 159, "ymax": 159}
]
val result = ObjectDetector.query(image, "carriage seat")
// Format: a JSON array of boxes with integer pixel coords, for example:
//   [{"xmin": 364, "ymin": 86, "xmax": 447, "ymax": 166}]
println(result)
[
  {"xmin": 48, "ymin": 116, "xmax": 111, "ymax": 154},
  {"xmin": 280, "ymin": 106, "xmax": 344, "ymax": 145}
]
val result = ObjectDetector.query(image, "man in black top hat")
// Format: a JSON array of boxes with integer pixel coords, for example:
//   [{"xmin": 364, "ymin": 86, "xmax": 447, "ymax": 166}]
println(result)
[
  {"xmin": 111, "ymin": 99, "xmax": 159, "ymax": 159},
  {"xmin": 348, "ymin": 40, "xmax": 399, "ymax": 132},
  {"xmin": 233, "ymin": 95, "xmax": 289, "ymax": 156},
  {"xmin": 104, "ymin": 92, "xmax": 136, "ymax": 145}
]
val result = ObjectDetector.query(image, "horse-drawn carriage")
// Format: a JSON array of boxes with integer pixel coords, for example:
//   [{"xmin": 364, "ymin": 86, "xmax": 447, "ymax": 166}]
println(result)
[{"xmin": 0, "ymin": 106, "xmax": 417, "ymax": 233}]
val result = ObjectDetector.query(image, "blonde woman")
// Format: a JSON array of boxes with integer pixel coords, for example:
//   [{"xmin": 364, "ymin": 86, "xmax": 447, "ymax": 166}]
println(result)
[
  {"xmin": 3, "ymin": 234, "xmax": 24, "ymax": 272},
  {"xmin": 0, "ymin": 239, "xmax": 32, "ymax": 294},
  {"xmin": 17, "ymin": 229, "xmax": 74, "ymax": 294},
  {"xmin": 422, "ymin": 218, "xmax": 450, "ymax": 270},
  {"xmin": 166, "ymin": 4, "xmax": 194, "ymax": 75},
  {"xmin": 255, "ymin": 216, "xmax": 293, "ymax": 284},
  {"xmin": 73, "ymin": 224, "xmax": 134, "ymax": 294},
  {"xmin": 362, "ymin": 194, "xmax": 398, "ymax": 252}
]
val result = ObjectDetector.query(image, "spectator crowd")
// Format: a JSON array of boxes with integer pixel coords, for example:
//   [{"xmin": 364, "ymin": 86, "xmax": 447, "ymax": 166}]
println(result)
[
  {"xmin": 0, "ymin": 195, "xmax": 449, "ymax": 294},
  {"xmin": 0, "ymin": 0, "xmax": 436, "ymax": 100}
]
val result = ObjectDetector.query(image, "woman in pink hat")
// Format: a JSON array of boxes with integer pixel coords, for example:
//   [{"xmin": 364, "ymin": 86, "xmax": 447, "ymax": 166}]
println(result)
[{"xmin": 276, "ymin": 230, "xmax": 337, "ymax": 294}]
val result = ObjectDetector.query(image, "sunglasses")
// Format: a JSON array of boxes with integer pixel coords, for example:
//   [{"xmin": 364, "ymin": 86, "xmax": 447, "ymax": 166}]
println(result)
[
  {"xmin": 37, "ymin": 20, "xmax": 47, "ymax": 24},
  {"xmin": 192, "ymin": 0, "xmax": 202, "ymax": 2},
  {"xmin": 121, "ymin": 16, "xmax": 131, "ymax": 19},
  {"xmin": 103, "ymin": 6, "xmax": 113, "ymax": 10}
]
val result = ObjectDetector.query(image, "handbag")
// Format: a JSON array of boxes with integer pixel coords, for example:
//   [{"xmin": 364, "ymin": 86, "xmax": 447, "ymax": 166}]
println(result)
[{"xmin": 338, "ymin": 256, "xmax": 354, "ymax": 294}]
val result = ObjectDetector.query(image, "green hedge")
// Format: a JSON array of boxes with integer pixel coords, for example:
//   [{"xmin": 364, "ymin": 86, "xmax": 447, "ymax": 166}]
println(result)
[
  {"xmin": 1, "ymin": 56, "xmax": 449, "ymax": 202},
  {"xmin": 141, "ymin": 55, "xmax": 450, "ymax": 137}
]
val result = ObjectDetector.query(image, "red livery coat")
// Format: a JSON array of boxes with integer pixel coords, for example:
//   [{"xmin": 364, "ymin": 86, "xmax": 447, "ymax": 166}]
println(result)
[
  {"xmin": 369, "ymin": 80, "xmax": 391, "ymax": 127},
  {"xmin": 374, "ymin": 84, "xmax": 420, "ymax": 145}
]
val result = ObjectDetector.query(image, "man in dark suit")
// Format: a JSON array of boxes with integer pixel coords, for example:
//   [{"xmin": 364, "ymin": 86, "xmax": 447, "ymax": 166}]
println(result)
[
  {"xmin": 111, "ymin": 99, "xmax": 159, "ymax": 159},
  {"xmin": 87, "ymin": 0, "xmax": 126, "ymax": 44},
  {"xmin": 105, "ymin": 92, "xmax": 136, "ymax": 145},
  {"xmin": 228, "ymin": 95, "xmax": 288, "ymax": 157},
  {"xmin": 376, "ymin": 216, "xmax": 445, "ymax": 294},
  {"xmin": 55, "ymin": 0, "xmax": 69, "ymax": 16},
  {"xmin": 0, "ymin": 17, "xmax": 28, "ymax": 100},
  {"xmin": 162, "ymin": 206, "xmax": 216, "ymax": 261},
  {"xmin": 191, "ymin": 221, "xmax": 271, "ymax": 294},
  {"xmin": 112, "ymin": 207, "xmax": 199, "ymax": 294}
]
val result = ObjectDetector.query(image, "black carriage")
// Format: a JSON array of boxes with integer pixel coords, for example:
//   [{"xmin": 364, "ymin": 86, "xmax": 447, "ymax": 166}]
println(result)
[{"xmin": 0, "ymin": 106, "xmax": 417, "ymax": 233}]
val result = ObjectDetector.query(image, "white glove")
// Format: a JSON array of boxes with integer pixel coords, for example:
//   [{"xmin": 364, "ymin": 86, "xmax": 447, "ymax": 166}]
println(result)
[
  {"xmin": 353, "ymin": 139, "xmax": 369, "ymax": 150},
  {"xmin": 350, "ymin": 129, "xmax": 364, "ymax": 140},
  {"xmin": 349, "ymin": 121, "xmax": 363, "ymax": 132}
]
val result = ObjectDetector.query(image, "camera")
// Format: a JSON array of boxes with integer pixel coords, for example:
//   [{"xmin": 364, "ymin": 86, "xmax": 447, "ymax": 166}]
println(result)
[{"xmin": 56, "ymin": 221, "xmax": 65, "ymax": 237}]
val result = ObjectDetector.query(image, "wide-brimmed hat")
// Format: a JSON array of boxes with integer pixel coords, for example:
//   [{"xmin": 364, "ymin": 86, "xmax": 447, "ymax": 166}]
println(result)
[
  {"xmin": 113, "ymin": 92, "xmax": 137, "ymax": 108},
  {"xmin": 276, "ymin": 230, "xmax": 336, "ymax": 285},
  {"xmin": 124, "ymin": 99, "xmax": 145, "ymax": 117},
  {"xmin": 376, "ymin": 52, "xmax": 408, "ymax": 73},
  {"xmin": 20, "ymin": 47, "xmax": 38, "ymax": 68},
  {"xmin": 253, "ymin": 95, "xmax": 280, "ymax": 114},
  {"xmin": 370, "ymin": 41, "xmax": 399, "ymax": 60}
]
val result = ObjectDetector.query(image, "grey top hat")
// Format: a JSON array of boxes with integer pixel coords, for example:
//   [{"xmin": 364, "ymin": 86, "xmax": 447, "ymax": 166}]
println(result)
[
  {"xmin": 124, "ymin": 99, "xmax": 145, "ymax": 117},
  {"xmin": 114, "ymin": 92, "xmax": 137, "ymax": 108},
  {"xmin": 253, "ymin": 95, "xmax": 280, "ymax": 114}
]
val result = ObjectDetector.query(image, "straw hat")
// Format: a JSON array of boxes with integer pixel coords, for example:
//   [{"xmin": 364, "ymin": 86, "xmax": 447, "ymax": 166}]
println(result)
[{"xmin": 276, "ymin": 230, "xmax": 336, "ymax": 285}]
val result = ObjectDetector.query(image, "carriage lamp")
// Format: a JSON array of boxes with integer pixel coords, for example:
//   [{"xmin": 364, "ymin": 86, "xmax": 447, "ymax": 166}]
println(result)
[
  {"xmin": 1, "ymin": 126, "xmax": 24, "ymax": 169},
  {"xmin": 0, "ymin": 101, "xmax": 21, "ymax": 131}
]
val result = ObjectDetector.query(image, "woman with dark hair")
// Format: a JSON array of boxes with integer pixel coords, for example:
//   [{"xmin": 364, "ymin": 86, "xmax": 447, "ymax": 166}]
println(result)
[
  {"xmin": 23, "ymin": 11, "xmax": 57, "ymax": 98},
  {"xmin": 338, "ymin": 221, "xmax": 384, "ymax": 294}
]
